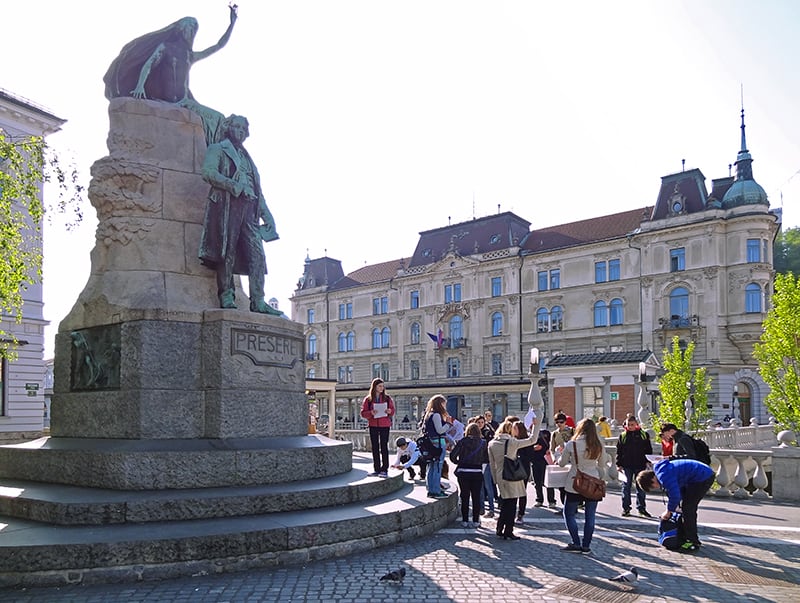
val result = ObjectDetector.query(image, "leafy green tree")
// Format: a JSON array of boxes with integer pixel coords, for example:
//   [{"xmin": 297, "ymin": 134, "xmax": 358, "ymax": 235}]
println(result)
[
  {"xmin": 753, "ymin": 272, "xmax": 800, "ymax": 435},
  {"xmin": 655, "ymin": 336, "xmax": 712, "ymax": 432},
  {"xmin": 0, "ymin": 129, "xmax": 83, "ymax": 357},
  {"xmin": 773, "ymin": 227, "xmax": 800, "ymax": 276}
]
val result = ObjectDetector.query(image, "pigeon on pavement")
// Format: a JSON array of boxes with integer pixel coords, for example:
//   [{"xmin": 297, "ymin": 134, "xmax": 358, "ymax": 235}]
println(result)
[
  {"xmin": 379, "ymin": 567, "xmax": 406, "ymax": 584},
  {"xmin": 608, "ymin": 567, "xmax": 638, "ymax": 583}
]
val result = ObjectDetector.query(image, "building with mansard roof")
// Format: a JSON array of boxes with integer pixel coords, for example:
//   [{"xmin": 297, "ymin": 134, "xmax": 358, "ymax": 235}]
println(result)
[
  {"xmin": 0, "ymin": 88, "xmax": 65, "ymax": 442},
  {"xmin": 292, "ymin": 111, "xmax": 780, "ymax": 428}
]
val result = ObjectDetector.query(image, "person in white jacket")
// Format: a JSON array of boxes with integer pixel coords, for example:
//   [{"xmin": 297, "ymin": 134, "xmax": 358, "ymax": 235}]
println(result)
[
  {"xmin": 488, "ymin": 415, "xmax": 540, "ymax": 540},
  {"xmin": 558, "ymin": 418, "xmax": 605, "ymax": 554}
]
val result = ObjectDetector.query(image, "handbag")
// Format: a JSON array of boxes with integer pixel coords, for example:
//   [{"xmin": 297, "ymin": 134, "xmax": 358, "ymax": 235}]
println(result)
[
  {"xmin": 544, "ymin": 465, "xmax": 569, "ymax": 488},
  {"xmin": 571, "ymin": 441, "xmax": 606, "ymax": 500},
  {"xmin": 502, "ymin": 440, "xmax": 529, "ymax": 481}
]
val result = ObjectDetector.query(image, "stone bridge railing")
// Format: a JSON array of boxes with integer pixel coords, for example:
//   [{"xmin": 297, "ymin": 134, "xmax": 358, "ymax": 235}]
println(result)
[{"xmin": 329, "ymin": 422, "xmax": 798, "ymax": 502}]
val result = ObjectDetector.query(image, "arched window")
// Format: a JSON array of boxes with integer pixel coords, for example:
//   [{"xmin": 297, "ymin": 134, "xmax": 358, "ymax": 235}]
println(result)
[
  {"xmin": 410, "ymin": 322, "xmax": 420, "ymax": 345},
  {"xmin": 337, "ymin": 332, "xmax": 346, "ymax": 352},
  {"xmin": 593, "ymin": 301, "xmax": 607, "ymax": 327},
  {"xmin": 551, "ymin": 306, "xmax": 563, "ymax": 331},
  {"xmin": 308, "ymin": 333, "xmax": 317, "ymax": 355},
  {"xmin": 669, "ymin": 287, "xmax": 689, "ymax": 325},
  {"xmin": 381, "ymin": 327, "xmax": 391, "ymax": 348},
  {"xmin": 491, "ymin": 312, "xmax": 503, "ymax": 336},
  {"xmin": 449, "ymin": 315, "xmax": 463, "ymax": 342},
  {"xmin": 745, "ymin": 283, "xmax": 762, "ymax": 313},
  {"xmin": 609, "ymin": 298, "xmax": 623, "ymax": 325},
  {"xmin": 537, "ymin": 307, "xmax": 549, "ymax": 333},
  {"xmin": 372, "ymin": 328, "xmax": 381, "ymax": 349},
  {"xmin": 346, "ymin": 331, "xmax": 355, "ymax": 351}
]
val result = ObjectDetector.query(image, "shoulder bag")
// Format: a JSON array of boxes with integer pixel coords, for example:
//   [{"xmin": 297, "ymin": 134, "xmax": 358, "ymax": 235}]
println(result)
[
  {"xmin": 502, "ymin": 439, "xmax": 529, "ymax": 481},
  {"xmin": 571, "ymin": 441, "xmax": 606, "ymax": 500}
]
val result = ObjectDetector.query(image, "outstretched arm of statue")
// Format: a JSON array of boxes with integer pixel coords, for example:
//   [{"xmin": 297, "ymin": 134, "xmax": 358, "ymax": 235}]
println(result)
[
  {"xmin": 130, "ymin": 43, "xmax": 166, "ymax": 99},
  {"xmin": 194, "ymin": 4, "xmax": 238, "ymax": 62}
]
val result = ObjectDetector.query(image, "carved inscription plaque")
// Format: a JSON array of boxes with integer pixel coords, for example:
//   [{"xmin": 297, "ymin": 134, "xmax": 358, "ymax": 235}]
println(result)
[{"xmin": 230, "ymin": 328, "xmax": 302, "ymax": 368}]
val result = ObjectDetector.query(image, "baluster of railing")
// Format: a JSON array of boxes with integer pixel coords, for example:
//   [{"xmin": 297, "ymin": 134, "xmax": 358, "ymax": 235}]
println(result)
[
  {"xmin": 731, "ymin": 455, "xmax": 751, "ymax": 499},
  {"xmin": 749, "ymin": 454, "xmax": 771, "ymax": 499},
  {"xmin": 714, "ymin": 453, "xmax": 734, "ymax": 497}
]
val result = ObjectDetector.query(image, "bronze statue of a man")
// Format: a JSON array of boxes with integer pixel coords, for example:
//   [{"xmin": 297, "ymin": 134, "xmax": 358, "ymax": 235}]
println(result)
[
  {"xmin": 103, "ymin": 5, "xmax": 237, "ymax": 144},
  {"xmin": 199, "ymin": 115, "xmax": 280, "ymax": 314}
]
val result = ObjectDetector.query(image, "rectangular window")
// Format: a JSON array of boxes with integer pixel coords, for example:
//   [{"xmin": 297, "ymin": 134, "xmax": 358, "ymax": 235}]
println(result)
[
  {"xmin": 594, "ymin": 261, "xmax": 607, "ymax": 283},
  {"xmin": 670, "ymin": 248, "xmax": 685, "ymax": 272},
  {"xmin": 491, "ymin": 276, "xmax": 502, "ymax": 297},
  {"xmin": 608, "ymin": 258, "xmax": 620, "ymax": 281},
  {"xmin": 372, "ymin": 363, "xmax": 381, "ymax": 379},
  {"xmin": 338, "ymin": 366, "xmax": 346, "ymax": 383},
  {"xmin": 763, "ymin": 240, "xmax": 769, "ymax": 264},
  {"xmin": 444, "ymin": 283, "xmax": 462, "ymax": 303},
  {"xmin": 373, "ymin": 297, "xmax": 388, "ymax": 315},
  {"xmin": 746, "ymin": 238, "xmax": 760, "ymax": 263},
  {"xmin": 447, "ymin": 358, "xmax": 460, "ymax": 378},
  {"xmin": 538, "ymin": 271, "xmax": 548, "ymax": 291},
  {"xmin": 339, "ymin": 302, "xmax": 352, "ymax": 319},
  {"xmin": 372, "ymin": 362, "xmax": 389, "ymax": 381},
  {"xmin": 410, "ymin": 290, "xmax": 419, "ymax": 309},
  {"xmin": 410, "ymin": 360, "xmax": 420, "ymax": 381},
  {"xmin": 338, "ymin": 304, "xmax": 345, "ymax": 320},
  {"xmin": 550, "ymin": 269, "xmax": 560, "ymax": 290},
  {"xmin": 307, "ymin": 308, "xmax": 315, "ymax": 324},
  {"xmin": 491, "ymin": 353, "xmax": 502, "ymax": 376}
]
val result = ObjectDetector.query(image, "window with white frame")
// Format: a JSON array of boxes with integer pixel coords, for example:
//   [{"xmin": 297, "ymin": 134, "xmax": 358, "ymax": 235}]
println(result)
[
  {"xmin": 307, "ymin": 333, "xmax": 317, "ymax": 355},
  {"xmin": 337, "ymin": 332, "xmax": 347, "ymax": 352},
  {"xmin": 372, "ymin": 328, "xmax": 381, "ymax": 349},
  {"xmin": 745, "ymin": 283, "xmax": 762, "ymax": 313},
  {"xmin": 551, "ymin": 306, "xmax": 563, "ymax": 331},
  {"xmin": 410, "ymin": 360, "xmax": 420, "ymax": 380},
  {"xmin": 593, "ymin": 301, "xmax": 607, "ymax": 327},
  {"xmin": 410, "ymin": 290, "xmax": 419, "ymax": 309},
  {"xmin": 410, "ymin": 322, "xmax": 420, "ymax": 345},
  {"xmin": 491, "ymin": 312, "xmax": 503, "ymax": 336},
  {"xmin": 447, "ymin": 357, "xmax": 460, "ymax": 378},
  {"xmin": 444, "ymin": 283, "xmax": 462, "ymax": 303},
  {"xmin": 746, "ymin": 238, "xmax": 760, "ymax": 262},
  {"xmin": 670, "ymin": 247, "xmax": 685, "ymax": 272},
  {"xmin": 372, "ymin": 362, "xmax": 389, "ymax": 381},
  {"xmin": 346, "ymin": 331, "xmax": 355, "ymax": 351},
  {"xmin": 381, "ymin": 327, "xmax": 391, "ymax": 348},
  {"xmin": 307, "ymin": 308, "xmax": 315, "ymax": 324},
  {"xmin": 491, "ymin": 276, "xmax": 502, "ymax": 297},
  {"xmin": 609, "ymin": 298, "xmax": 624, "ymax": 325}
]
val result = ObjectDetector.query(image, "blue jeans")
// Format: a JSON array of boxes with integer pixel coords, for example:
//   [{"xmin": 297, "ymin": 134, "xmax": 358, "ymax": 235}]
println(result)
[
  {"xmin": 426, "ymin": 438, "xmax": 446, "ymax": 494},
  {"xmin": 480, "ymin": 464, "xmax": 495, "ymax": 513},
  {"xmin": 563, "ymin": 491, "xmax": 598, "ymax": 548},
  {"xmin": 622, "ymin": 466, "xmax": 647, "ymax": 512}
]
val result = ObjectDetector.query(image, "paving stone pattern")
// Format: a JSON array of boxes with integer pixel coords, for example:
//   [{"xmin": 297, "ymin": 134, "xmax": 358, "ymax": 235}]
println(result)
[{"xmin": 2, "ymin": 501, "xmax": 798, "ymax": 603}]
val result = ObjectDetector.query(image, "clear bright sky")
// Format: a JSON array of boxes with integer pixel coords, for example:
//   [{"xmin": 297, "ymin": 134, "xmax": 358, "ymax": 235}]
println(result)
[{"xmin": 4, "ymin": 1, "xmax": 799, "ymax": 358}]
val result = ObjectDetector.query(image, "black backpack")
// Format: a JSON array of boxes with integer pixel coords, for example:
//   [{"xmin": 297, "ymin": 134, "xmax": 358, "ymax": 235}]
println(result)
[{"xmin": 690, "ymin": 436, "xmax": 712, "ymax": 466}]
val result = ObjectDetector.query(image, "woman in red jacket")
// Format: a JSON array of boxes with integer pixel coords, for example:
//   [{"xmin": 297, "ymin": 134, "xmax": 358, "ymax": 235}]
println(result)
[{"xmin": 361, "ymin": 378, "xmax": 396, "ymax": 477}]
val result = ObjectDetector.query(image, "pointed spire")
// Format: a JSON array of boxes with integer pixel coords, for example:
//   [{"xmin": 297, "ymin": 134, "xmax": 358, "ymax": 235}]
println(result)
[{"xmin": 739, "ymin": 106, "xmax": 748, "ymax": 154}]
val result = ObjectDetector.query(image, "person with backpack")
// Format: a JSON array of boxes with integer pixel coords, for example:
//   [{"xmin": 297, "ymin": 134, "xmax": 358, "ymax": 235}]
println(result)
[
  {"xmin": 422, "ymin": 394, "xmax": 452, "ymax": 499},
  {"xmin": 450, "ymin": 423, "xmax": 489, "ymax": 528},
  {"xmin": 636, "ymin": 458, "xmax": 715, "ymax": 552},
  {"xmin": 659, "ymin": 423, "xmax": 712, "ymax": 465},
  {"xmin": 615, "ymin": 416, "xmax": 653, "ymax": 517}
]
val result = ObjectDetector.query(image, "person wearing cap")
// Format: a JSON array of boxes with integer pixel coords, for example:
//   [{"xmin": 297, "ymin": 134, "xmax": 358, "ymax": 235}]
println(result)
[
  {"xmin": 391, "ymin": 437, "xmax": 426, "ymax": 481},
  {"xmin": 636, "ymin": 458, "xmax": 715, "ymax": 552}
]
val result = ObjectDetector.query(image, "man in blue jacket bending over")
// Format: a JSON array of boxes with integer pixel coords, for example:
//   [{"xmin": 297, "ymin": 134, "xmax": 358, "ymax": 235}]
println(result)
[{"xmin": 636, "ymin": 459, "xmax": 715, "ymax": 552}]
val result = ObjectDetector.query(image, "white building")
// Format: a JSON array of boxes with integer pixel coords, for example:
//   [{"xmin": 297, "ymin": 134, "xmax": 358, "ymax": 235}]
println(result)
[
  {"xmin": 0, "ymin": 88, "xmax": 64, "ymax": 442},
  {"xmin": 292, "ymin": 111, "xmax": 779, "ymax": 427}
]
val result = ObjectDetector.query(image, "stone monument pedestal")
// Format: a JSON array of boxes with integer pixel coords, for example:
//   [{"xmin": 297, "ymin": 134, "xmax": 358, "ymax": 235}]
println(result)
[{"xmin": 0, "ymin": 99, "xmax": 454, "ymax": 586}]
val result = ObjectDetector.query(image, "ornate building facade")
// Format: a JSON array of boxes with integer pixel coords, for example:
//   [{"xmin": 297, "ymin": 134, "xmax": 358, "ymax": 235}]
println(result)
[{"xmin": 292, "ymin": 113, "xmax": 779, "ymax": 428}]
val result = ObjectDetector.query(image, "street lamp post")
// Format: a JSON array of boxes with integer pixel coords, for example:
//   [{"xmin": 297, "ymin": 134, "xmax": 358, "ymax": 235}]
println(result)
[
  {"xmin": 732, "ymin": 385, "xmax": 739, "ymax": 426},
  {"xmin": 528, "ymin": 348, "xmax": 545, "ymax": 423},
  {"xmin": 637, "ymin": 361, "xmax": 653, "ymax": 427},
  {"xmin": 684, "ymin": 380, "xmax": 694, "ymax": 432}
]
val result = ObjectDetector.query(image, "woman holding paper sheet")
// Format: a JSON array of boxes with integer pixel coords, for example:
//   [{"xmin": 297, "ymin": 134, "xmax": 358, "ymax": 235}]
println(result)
[{"xmin": 360, "ymin": 378, "xmax": 396, "ymax": 477}]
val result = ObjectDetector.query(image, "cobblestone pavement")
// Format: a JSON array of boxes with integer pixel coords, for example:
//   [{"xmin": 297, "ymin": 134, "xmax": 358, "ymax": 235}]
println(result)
[{"xmin": 2, "ymin": 500, "xmax": 798, "ymax": 603}]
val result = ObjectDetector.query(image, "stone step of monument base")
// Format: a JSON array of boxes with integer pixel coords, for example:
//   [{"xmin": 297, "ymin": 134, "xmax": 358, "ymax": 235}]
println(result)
[
  {"xmin": 0, "ymin": 481, "xmax": 457, "ymax": 588},
  {"xmin": 0, "ymin": 455, "xmax": 403, "ymax": 525}
]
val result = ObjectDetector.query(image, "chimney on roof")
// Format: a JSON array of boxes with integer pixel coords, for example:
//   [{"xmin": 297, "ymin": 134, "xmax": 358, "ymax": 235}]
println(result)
[{"xmin": 681, "ymin": 159, "xmax": 685, "ymax": 172}]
